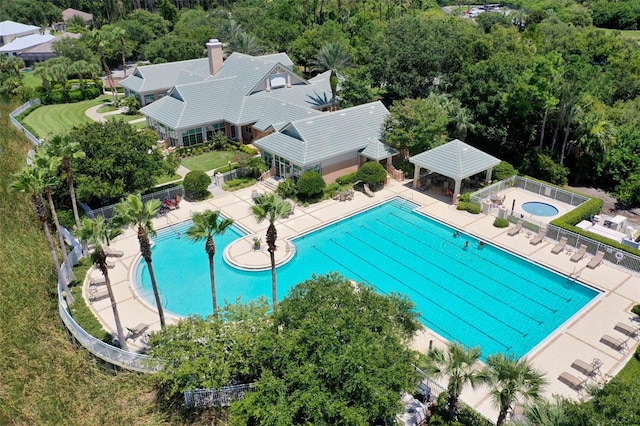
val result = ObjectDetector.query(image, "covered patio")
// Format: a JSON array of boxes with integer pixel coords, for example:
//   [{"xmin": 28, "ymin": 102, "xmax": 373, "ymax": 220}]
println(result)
[{"xmin": 409, "ymin": 139, "xmax": 501, "ymax": 203}]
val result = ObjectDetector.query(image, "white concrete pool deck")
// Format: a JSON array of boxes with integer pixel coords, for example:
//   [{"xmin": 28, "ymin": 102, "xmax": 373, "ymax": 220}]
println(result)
[{"xmin": 85, "ymin": 179, "xmax": 639, "ymax": 422}]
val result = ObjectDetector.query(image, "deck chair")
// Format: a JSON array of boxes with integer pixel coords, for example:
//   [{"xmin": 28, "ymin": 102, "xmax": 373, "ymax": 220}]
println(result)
[
  {"xmin": 586, "ymin": 251, "xmax": 605, "ymax": 269},
  {"xmin": 88, "ymin": 285, "xmax": 108, "ymax": 302},
  {"xmin": 600, "ymin": 334, "xmax": 628, "ymax": 351},
  {"xmin": 363, "ymin": 184, "xmax": 375, "ymax": 198},
  {"xmin": 551, "ymin": 237, "xmax": 568, "ymax": 254},
  {"xmin": 104, "ymin": 246, "xmax": 124, "ymax": 257},
  {"xmin": 614, "ymin": 322, "xmax": 639, "ymax": 338},
  {"xmin": 507, "ymin": 220, "xmax": 523, "ymax": 236},
  {"xmin": 558, "ymin": 372, "xmax": 587, "ymax": 394},
  {"xmin": 570, "ymin": 244, "xmax": 587, "ymax": 262},
  {"xmin": 529, "ymin": 229, "xmax": 546, "ymax": 245},
  {"xmin": 126, "ymin": 323, "xmax": 149, "ymax": 341},
  {"xmin": 571, "ymin": 359, "xmax": 599, "ymax": 378}
]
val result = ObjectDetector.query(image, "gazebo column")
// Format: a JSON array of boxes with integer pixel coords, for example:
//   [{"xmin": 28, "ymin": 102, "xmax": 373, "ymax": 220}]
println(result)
[
  {"xmin": 486, "ymin": 167, "xmax": 494, "ymax": 183},
  {"xmin": 453, "ymin": 179, "xmax": 462, "ymax": 202},
  {"xmin": 412, "ymin": 165, "xmax": 421, "ymax": 189}
]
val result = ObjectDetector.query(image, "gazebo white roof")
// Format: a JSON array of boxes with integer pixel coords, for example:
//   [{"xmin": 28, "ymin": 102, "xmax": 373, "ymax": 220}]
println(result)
[{"xmin": 409, "ymin": 139, "xmax": 500, "ymax": 179}]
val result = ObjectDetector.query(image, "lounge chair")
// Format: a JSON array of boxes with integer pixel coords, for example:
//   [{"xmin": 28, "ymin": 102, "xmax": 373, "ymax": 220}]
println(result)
[
  {"xmin": 126, "ymin": 323, "xmax": 149, "ymax": 341},
  {"xmin": 507, "ymin": 220, "xmax": 523, "ymax": 236},
  {"xmin": 571, "ymin": 359, "xmax": 599, "ymax": 378},
  {"xmin": 88, "ymin": 285, "xmax": 108, "ymax": 302},
  {"xmin": 509, "ymin": 404, "xmax": 525, "ymax": 422},
  {"xmin": 363, "ymin": 184, "xmax": 375, "ymax": 198},
  {"xmin": 104, "ymin": 246, "xmax": 124, "ymax": 257},
  {"xmin": 558, "ymin": 372, "xmax": 587, "ymax": 394},
  {"xmin": 551, "ymin": 237, "xmax": 568, "ymax": 254},
  {"xmin": 570, "ymin": 244, "xmax": 587, "ymax": 262},
  {"xmin": 614, "ymin": 322, "xmax": 639, "ymax": 338},
  {"xmin": 586, "ymin": 251, "xmax": 605, "ymax": 269},
  {"xmin": 529, "ymin": 229, "xmax": 546, "ymax": 245},
  {"xmin": 600, "ymin": 334, "xmax": 628, "ymax": 351}
]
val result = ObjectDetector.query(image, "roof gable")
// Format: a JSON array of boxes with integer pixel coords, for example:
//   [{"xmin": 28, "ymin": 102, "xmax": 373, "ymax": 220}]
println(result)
[{"xmin": 409, "ymin": 139, "xmax": 501, "ymax": 179}]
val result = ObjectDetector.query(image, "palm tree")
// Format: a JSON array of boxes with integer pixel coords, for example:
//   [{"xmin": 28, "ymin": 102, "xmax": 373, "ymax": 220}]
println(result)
[
  {"xmin": 513, "ymin": 396, "xmax": 568, "ymax": 426},
  {"xmin": 427, "ymin": 342, "xmax": 482, "ymax": 421},
  {"xmin": 46, "ymin": 134, "xmax": 86, "ymax": 228},
  {"xmin": 185, "ymin": 210, "xmax": 234, "ymax": 318},
  {"xmin": 478, "ymin": 353, "xmax": 547, "ymax": 426},
  {"xmin": 75, "ymin": 217, "xmax": 127, "ymax": 350},
  {"xmin": 249, "ymin": 193, "xmax": 292, "ymax": 310},
  {"xmin": 90, "ymin": 29, "xmax": 118, "ymax": 102},
  {"xmin": 33, "ymin": 147, "xmax": 76, "ymax": 284},
  {"xmin": 10, "ymin": 166, "xmax": 73, "ymax": 303},
  {"xmin": 312, "ymin": 42, "xmax": 351, "ymax": 111},
  {"xmin": 229, "ymin": 32, "xmax": 262, "ymax": 55},
  {"xmin": 114, "ymin": 194, "xmax": 164, "ymax": 327}
]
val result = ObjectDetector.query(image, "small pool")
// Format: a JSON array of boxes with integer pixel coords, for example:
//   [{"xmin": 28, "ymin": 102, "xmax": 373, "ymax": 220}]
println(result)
[{"xmin": 522, "ymin": 201, "xmax": 559, "ymax": 217}]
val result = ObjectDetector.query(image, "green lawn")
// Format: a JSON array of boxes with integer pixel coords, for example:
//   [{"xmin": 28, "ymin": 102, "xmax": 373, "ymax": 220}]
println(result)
[
  {"xmin": 21, "ymin": 70, "xmax": 42, "ymax": 89},
  {"xmin": 596, "ymin": 27, "xmax": 640, "ymax": 39},
  {"xmin": 155, "ymin": 172, "xmax": 182, "ymax": 185},
  {"xmin": 105, "ymin": 113, "xmax": 144, "ymax": 123},
  {"xmin": 97, "ymin": 102, "xmax": 118, "ymax": 113},
  {"xmin": 181, "ymin": 150, "xmax": 236, "ymax": 172},
  {"xmin": 21, "ymin": 95, "xmax": 111, "ymax": 138}
]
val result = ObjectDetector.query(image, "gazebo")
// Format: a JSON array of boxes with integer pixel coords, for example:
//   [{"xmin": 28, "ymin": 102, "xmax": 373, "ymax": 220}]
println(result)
[{"xmin": 409, "ymin": 139, "xmax": 501, "ymax": 202}]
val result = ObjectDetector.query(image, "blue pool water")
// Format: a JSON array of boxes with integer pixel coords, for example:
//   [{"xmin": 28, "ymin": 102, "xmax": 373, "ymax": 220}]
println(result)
[
  {"xmin": 137, "ymin": 198, "xmax": 598, "ymax": 357},
  {"xmin": 522, "ymin": 201, "xmax": 559, "ymax": 217}
]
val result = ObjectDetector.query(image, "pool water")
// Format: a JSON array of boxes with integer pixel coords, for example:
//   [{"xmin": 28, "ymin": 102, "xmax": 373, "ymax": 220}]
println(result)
[
  {"xmin": 137, "ymin": 198, "xmax": 598, "ymax": 358},
  {"xmin": 522, "ymin": 201, "xmax": 559, "ymax": 217}
]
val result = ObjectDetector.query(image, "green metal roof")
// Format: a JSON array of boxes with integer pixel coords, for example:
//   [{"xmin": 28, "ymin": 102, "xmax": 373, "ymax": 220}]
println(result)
[
  {"xmin": 254, "ymin": 101, "xmax": 394, "ymax": 166},
  {"xmin": 409, "ymin": 139, "xmax": 500, "ymax": 179}
]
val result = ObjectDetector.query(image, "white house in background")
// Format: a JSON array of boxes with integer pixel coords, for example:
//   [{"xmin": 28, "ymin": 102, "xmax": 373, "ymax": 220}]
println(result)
[
  {"xmin": 0, "ymin": 33, "xmax": 56, "ymax": 57},
  {"xmin": 0, "ymin": 21, "xmax": 40, "ymax": 47}
]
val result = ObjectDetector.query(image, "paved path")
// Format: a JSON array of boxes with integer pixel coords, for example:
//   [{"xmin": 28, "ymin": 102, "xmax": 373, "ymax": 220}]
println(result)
[{"xmin": 85, "ymin": 104, "xmax": 127, "ymax": 123}]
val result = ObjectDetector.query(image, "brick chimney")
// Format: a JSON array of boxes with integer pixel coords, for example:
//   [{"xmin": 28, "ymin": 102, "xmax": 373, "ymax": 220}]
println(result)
[{"xmin": 206, "ymin": 39, "xmax": 223, "ymax": 76}]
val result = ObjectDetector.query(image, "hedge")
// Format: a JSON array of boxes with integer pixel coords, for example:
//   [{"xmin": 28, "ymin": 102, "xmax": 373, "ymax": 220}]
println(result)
[{"xmin": 456, "ymin": 201, "xmax": 481, "ymax": 214}]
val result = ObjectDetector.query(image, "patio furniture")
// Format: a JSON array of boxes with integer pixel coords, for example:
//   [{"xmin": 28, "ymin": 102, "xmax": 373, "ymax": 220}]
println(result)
[
  {"xmin": 509, "ymin": 404, "xmax": 526, "ymax": 422},
  {"xmin": 126, "ymin": 323, "xmax": 149, "ymax": 341},
  {"xmin": 507, "ymin": 220, "xmax": 523, "ymax": 236},
  {"xmin": 571, "ymin": 359, "xmax": 600, "ymax": 378},
  {"xmin": 570, "ymin": 244, "xmax": 587, "ymax": 262},
  {"xmin": 104, "ymin": 246, "xmax": 124, "ymax": 257},
  {"xmin": 551, "ymin": 237, "xmax": 567, "ymax": 254},
  {"xmin": 88, "ymin": 285, "xmax": 108, "ymax": 302},
  {"xmin": 558, "ymin": 372, "xmax": 587, "ymax": 394},
  {"xmin": 586, "ymin": 251, "xmax": 605, "ymax": 269},
  {"xmin": 529, "ymin": 229, "xmax": 546, "ymax": 245},
  {"xmin": 420, "ymin": 178, "xmax": 431, "ymax": 191},
  {"xmin": 600, "ymin": 334, "xmax": 628, "ymax": 351},
  {"xmin": 490, "ymin": 194, "xmax": 506, "ymax": 206},
  {"xmin": 363, "ymin": 184, "xmax": 375, "ymax": 198},
  {"xmin": 614, "ymin": 322, "xmax": 639, "ymax": 338}
]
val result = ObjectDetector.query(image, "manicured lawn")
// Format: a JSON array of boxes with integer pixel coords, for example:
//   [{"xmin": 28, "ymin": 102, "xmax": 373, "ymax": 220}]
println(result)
[
  {"xmin": 598, "ymin": 27, "xmax": 640, "ymax": 39},
  {"xmin": 155, "ymin": 173, "xmax": 182, "ymax": 185},
  {"xmin": 181, "ymin": 150, "xmax": 236, "ymax": 172},
  {"xmin": 97, "ymin": 102, "xmax": 118, "ymax": 113},
  {"xmin": 21, "ymin": 70, "xmax": 42, "ymax": 89},
  {"xmin": 21, "ymin": 95, "xmax": 111, "ymax": 138},
  {"xmin": 105, "ymin": 113, "xmax": 144, "ymax": 123}
]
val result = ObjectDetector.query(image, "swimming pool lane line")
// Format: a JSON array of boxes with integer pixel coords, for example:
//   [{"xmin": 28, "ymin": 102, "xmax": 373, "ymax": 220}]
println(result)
[
  {"xmin": 308, "ymin": 241, "xmax": 514, "ymax": 352},
  {"xmin": 385, "ymin": 210, "xmax": 573, "ymax": 306},
  {"xmin": 369, "ymin": 216, "xmax": 561, "ymax": 316},
  {"xmin": 342, "ymin": 228, "xmax": 540, "ymax": 333},
  {"xmin": 323, "ymin": 233, "xmax": 525, "ymax": 346}
]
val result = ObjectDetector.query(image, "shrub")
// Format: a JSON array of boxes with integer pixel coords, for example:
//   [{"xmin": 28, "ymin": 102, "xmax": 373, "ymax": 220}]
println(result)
[
  {"xmin": 297, "ymin": 171, "xmax": 326, "ymax": 199},
  {"xmin": 336, "ymin": 172, "xmax": 358, "ymax": 185},
  {"xmin": 456, "ymin": 201, "xmax": 480, "ymax": 214},
  {"xmin": 520, "ymin": 150, "xmax": 569, "ymax": 185},
  {"xmin": 276, "ymin": 178, "xmax": 297, "ymax": 198},
  {"xmin": 246, "ymin": 157, "xmax": 267, "ymax": 178},
  {"xmin": 493, "ymin": 161, "xmax": 517, "ymax": 181},
  {"xmin": 223, "ymin": 177, "xmax": 255, "ymax": 191},
  {"xmin": 56, "ymin": 209, "xmax": 76, "ymax": 229},
  {"xmin": 632, "ymin": 304, "xmax": 640, "ymax": 317},
  {"xmin": 183, "ymin": 170, "xmax": 211, "ymax": 200},
  {"xmin": 459, "ymin": 192, "xmax": 471, "ymax": 202},
  {"xmin": 494, "ymin": 218, "xmax": 509, "ymax": 228},
  {"xmin": 356, "ymin": 161, "xmax": 387, "ymax": 187},
  {"xmin": 324, "ymin": 182, "xmax": 342, "ymax": 198}
]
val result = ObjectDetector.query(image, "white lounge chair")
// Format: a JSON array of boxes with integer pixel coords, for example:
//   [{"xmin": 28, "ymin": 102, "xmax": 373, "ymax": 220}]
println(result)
[
  {"xmin": 529, "ymin": 229, "xmax": 546, "ymax": 245},
  {"xmin": 614, "ymin": 322, "xmax": 639, "ymax": 338},
  {"xmin": 600, "ymin": 334, "xmax": 628, "ymax": 351},
  {"xmin": 558, "ymin": 371, "xmax": 587, "ymax": 394},
  {"xmin": 570, "ymin": 244, "xmax": 587, "ymax": 262},
  {"xmin": 104, "ymin": 246, "xmax": 124, "ymax": 257},
  {"xmin": 363, "ymin": 184, "xmax": 375, "ymax": 198},
  {"xmin": 126, "ymin": 323, "xmax": 149, "ymax": 341},
  {"xmin": 507, "ymin": 220, "xmax": 523, "ymax": 236},
  {"xmin": 551, "ymin": 237, "xmax": 567, "ymax": 254},
  {"xmin": 586, "ymin": 250, "xmax": 605, "ymax": 269}
]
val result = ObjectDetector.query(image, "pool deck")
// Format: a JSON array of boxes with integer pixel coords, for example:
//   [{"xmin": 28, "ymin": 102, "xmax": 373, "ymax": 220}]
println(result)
[{"xmin": 86, "ymin": 179, "xmax": 640, "ymax": 422}]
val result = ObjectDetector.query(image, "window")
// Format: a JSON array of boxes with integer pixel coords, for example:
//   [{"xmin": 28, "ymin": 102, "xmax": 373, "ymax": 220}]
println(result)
[
  {"xmin": 206, "ymin": 122, "xmax": 226, "ymax": 140},
  {"xmin": 269, "ymin": 73, "xmax": 287, "ymax": 89},
  {"xmin": 143, "ymin": 93, "xmax": 156, "ymax": 104},
  {"xmin": 181, "ymin": 128, "xmax": 204, "ymax": 147}
]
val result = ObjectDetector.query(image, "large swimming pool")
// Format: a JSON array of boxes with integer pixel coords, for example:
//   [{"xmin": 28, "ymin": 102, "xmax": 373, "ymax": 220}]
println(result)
[{"xmin": 136, "ymin": 198, "xmax": 598, "ymax": 357}]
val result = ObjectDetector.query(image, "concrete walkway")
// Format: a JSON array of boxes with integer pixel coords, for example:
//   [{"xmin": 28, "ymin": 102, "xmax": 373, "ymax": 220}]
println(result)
[{"xmin": 85, "ymin": 179, "xmax": 640, "ymax": 423}]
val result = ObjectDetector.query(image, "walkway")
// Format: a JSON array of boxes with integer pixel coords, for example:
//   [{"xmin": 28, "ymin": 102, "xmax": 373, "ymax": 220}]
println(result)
[
  {"xmin": 85, "ymin": 179, "xmax": 640, "ymax": 423},
  {"xmin": 85, "ymin": 103, "xmax": 147, "ymax": 125}
]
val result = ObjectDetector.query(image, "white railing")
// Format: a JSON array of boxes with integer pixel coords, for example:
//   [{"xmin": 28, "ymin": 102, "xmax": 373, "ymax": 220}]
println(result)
[{"xmin": 10, "ymin": 99, "xmax": 41, "ymax": 146}]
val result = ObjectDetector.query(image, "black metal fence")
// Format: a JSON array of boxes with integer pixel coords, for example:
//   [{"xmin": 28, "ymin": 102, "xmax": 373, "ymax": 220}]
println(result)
[{"xmin": 184, "ymin": 383, "xmax": 257, "ymax": 408}]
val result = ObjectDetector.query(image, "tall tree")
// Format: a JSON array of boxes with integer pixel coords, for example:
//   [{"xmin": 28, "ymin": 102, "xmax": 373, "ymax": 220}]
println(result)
[
  {"xmin": 312, "ymin": 41, "xmax": 351, "ymax": 111},
  {"xmin": 114, "ymin": 194, "xmax": 165, "ymax": 327},
  {"xmin": 74, "ymin": 217, "xmax": 127, "ymax": 350},
  {"xmin": 249, "ymin": 193, "xmax": 292, "ymax": 310},
  {"xmin": 10, "ymin": 166, "xmax": 73, "ymax": 304},
  {"xmin": 185, "ymin": 210, "xmax": 234, "ymax": 318},
  {"xmin": 46, "ymin": 134, "xmax": 86, "ymax": 228},
  {"xmin": 427, "ymin": 342, "xmax": 482, "ymax": 421},
  {"xmin": 90, "ymin": 29, "xmax": 118, "ymax": 101},
  {"xmin": 478, "ymin": 353, "xmax": 547, "ymax": 426}
]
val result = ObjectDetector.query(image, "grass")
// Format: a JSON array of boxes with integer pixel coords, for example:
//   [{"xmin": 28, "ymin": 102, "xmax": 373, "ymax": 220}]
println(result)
[
  {"xmin": 21, "ymin": 95, "xmax": 111, "ymax": 138},
  {"xmin": 21, "ymin": 71, "xmax": 42, "ymax": 89},
  {"xmin": 96, "ymin": 103, "xmax": 117, "ymax": 113},
  {"xmin": 155, "ymin": 173, "xmax": 182, "ymax": 185},
  {"xmin": 181, "ymin": 150, "xmax": 236, "ymax": 172},
  {"xmin": 598, "ymin": 27, "xmax": 640, "ymax": 39},
  {"xmin": 0, "ymin": 98, "xmax": 175, "ymax": 424},
  {"xmin": 105, "ymin": 113, "xmax": 144, "ymax": 123}
]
